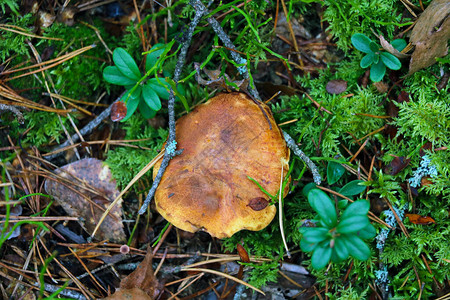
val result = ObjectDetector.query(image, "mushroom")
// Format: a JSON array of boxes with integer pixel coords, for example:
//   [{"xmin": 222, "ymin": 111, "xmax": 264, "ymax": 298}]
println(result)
[{"xmin": 153, "ymin": 92, "xmax": 290, "ymax": 238}]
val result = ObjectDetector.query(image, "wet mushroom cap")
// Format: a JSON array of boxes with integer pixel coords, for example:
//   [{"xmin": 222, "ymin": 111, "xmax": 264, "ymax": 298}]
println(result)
[{"xmin": 153, "ymin": 92, "xmax": 290, "ymax": 238}]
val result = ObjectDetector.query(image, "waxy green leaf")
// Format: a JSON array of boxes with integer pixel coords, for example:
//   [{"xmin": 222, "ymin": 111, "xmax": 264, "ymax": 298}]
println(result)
[
  {"xmin": 351, "ymin": 33, "xmax": 373, "ymax": 53},
  {"xmin": 113, "ymin": 48, "xmax": 141, "ymax": 81},
  {"xmin": 308, "ymin": 189, "xmax": 337, "ymax": 228},
  {"xmin": 103, "ymin": 66, "xmax": 137, "ymax": 86}
]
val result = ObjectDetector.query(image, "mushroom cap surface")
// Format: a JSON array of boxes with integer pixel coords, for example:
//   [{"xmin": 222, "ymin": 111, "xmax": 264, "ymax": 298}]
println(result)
[{"xmin": 153, "ymin": 92, "xmax": 290, "ymax": 238}]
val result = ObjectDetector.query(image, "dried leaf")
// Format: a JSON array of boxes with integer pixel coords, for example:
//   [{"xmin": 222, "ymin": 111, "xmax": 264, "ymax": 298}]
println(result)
[
  {"xmin": 237, "ymin": 244, "xmax": 250, "ymax": 263},
  {"xmin": 384, "ymin": 156, "xmax": 410, "ymax": 175},
  {"xmin": 103, "ymin": 287, "xmax": 153, "ymax": 300},
  {"xmin": 111, "ymin": 101, "xmax": 127, "ymax": 122},
  {"xmin": 44, "ymin": 158, "xmax": 125, "ymax": 242},
  {"xmin": 379, "ymin": 35, "xmax": 410, "ymax": 59},
  {"xmin": 119, "ymin": 250, "xmax": 163, "ymax": 299},
  {"xmin": 326, "ymin": 79, "xmax": 347, "ymax": 94},
  {"xmin": 247, "ymin": 197, "xmax": 269, "ymax": 211},
  {"xmin": 408, "ymin": 0, "xmax": 450, "ymax": 74},
  {"xmin": 405, "ymin": 214, "xmax": 436, "ymax": 225}
]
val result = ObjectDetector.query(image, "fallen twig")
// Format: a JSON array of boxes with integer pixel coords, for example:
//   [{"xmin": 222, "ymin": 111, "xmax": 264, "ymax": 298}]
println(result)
[
  {"xmin": 45, "ymin": 92, "xmax": 124, "ymax": 160},
  {"xmin": 138, "ymin": 0, "xmax": 207, "ymax": 214},
  {"xmin": 283, "ymin": 130, "xmax": 322, "ymax": 185}
]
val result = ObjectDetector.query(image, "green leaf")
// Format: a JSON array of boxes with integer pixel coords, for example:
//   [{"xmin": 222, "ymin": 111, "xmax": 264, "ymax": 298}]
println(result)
[
  {"xmin": 360, "ymin": 53, "xmax": 375, "ymax": 68},
  {"xmin": 301, "ymin": 227, "xmax": 330, "ymax": 243},
  {"xmin": 327, "ymin": 161, "xmax": 346, "ymax": 185},
  {"xmin": 380, "ymin": 52, "xmax": 402, "ymax": 70},
  {"xmin": 311, "ymin": 244, "xmax": 332, "ymax": 269},
  {"xmin": 148, "ymin": 78, "xmax": 170, "ymax": 99},
  {"xmin": 338, "ymin": 180, "xmax": 365, "ymax": 196},
  {"xmin": 146, "ymin": 44, "xmax": 166, "ymax": 72},
  {"xmin": 341, "ymin": 234, "xmax": 371, "ymax": 261},
  {"xmin": 302, "ymin": 182, "xmax": 317, "ymax": 198},
  {"xmin": 337, "ymin": 215, "xmax": 369, "ymax": 233},
  {"xmin": 138, "ymin": 100, "xmax": 157, "ymax": 119},
  {"xmin": 370, "ymin": 60, "xmax": 386, "ymax": 82},
  {"xmin": 357, "ymin": 223, "xmax": 376, "ymax": 240},
  {"xmin": 338, "ymin": 199, "xmax": 348, "ymax": 209},
  {"xmin": 331, "ymin": 248, "xmax": 345, "ymax": 263},
  {"xmin": 351, "ymin": 33, "xmax": 373, "ymax": 53},
  {"xmin": 373, "ymin": 53, "xmax": 380, "ymax": 64},
  {"xmin": 369, "ymin": 41, "xmax": 379, "ymax": 53},
  {"xmin": 142, "ymin": 83, "xmax": 162, "ymax": 111},
  {"xmin": 120, "ymin": 87, "xmax": 141, "ymax": 122},
  {"xmin": 300, "ymin": 238, "xmax": 317, "ymax": 252},
  {"xmin": 341, "ymin": 200, "xmax": 370, "ymax": 219},
  {"xmin": 391, "ymin": 39, "xmax": 407, "ymax": 52},
  {"xmin": 308, "ymin": 189, "xmax": 337, "ymax": 228},
  {"xmin": 103, "ymin": 66, "xmax": 137, "ymax": 86},
  {"xmin": 334, "ymin": 237, "xmax": 349, "ymax": 261},
  {"xmin": 113, "ymin": 47, "xmax": 141, "ymax": 81}
]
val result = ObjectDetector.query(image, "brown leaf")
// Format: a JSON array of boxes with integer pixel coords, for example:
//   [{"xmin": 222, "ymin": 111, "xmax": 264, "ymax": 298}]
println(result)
[
  {"xmin": 247, "ymin": 197, "xmax": 269, "ymax": 211},
  {"xmin": 408, "ymin": 0, "xmax": 450, "ymax": 74},
  {"xmin": 378, "ymin": 35, "xmax": 410, "ymax": 59},
  {"xmin": 119, "ymin": 250, "xmax": 164, "ymax": 299},
  {"xmin": 326, "ymin": 79, "xmax": 347, "ymax": 94},
  {"xmin": 405, "ymin": 214, "xmax": 436, "ymax": 225},
  {"xmin": 44, "ymin": 158, "xmax": 125, "ymax": 242},
  {"xmin": 384, "ymin": 156, "xmax": 410, "ymax": 175},
  {"xmin": 237, "ymin": 244, "xmax": 250, "ymax": 263},
  {"xmin": 103, "ymin": 288, "xmax": 153, "ymax": 300},
  {"xmin": 111, "ymin": 101, "xmax": 127, "ymax": 122}
]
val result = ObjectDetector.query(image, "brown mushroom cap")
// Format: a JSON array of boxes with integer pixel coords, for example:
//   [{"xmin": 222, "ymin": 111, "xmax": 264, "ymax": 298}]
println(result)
[{"xmin": 153, "ymin": 92, "xmax": 290, "ymax": 238}]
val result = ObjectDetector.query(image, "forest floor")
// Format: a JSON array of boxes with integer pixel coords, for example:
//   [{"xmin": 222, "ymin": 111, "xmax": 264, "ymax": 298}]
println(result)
[{"xmin": 0, "ymin": 0, "xmax": 449, "ymax": 299}]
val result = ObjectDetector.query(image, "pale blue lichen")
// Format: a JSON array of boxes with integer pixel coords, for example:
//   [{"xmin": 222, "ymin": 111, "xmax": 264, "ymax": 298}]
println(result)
[
  {"xmin": 375, "ymin": 267, "xmax": 390, "ymax": 291},
  {"xmin": 236, "ymin": 57, "xmax": 247, "ymax": 75},
  {"xmin": 166, "ymin": 140, "xmax": 177, "ymax": 157},
  {"xmin": 376, "ymin": 205, "xmax": 406, "ymax": 249},
  {"xmin": 409, "ymin": 155, "xmax": 438, "ymax": 188}
]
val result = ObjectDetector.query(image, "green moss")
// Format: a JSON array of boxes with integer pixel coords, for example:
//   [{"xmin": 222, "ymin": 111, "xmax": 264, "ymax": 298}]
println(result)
[
  {"xmin": 0, "ymin": 13, "xmax": 34, "ymax": 61},
  {"xmin": 105, "ymin": 114, "xmax": 167, "ymax": 190},
  {"xmin": 323, "ymin": 0, "xmax": 409, "ymax": 51}
]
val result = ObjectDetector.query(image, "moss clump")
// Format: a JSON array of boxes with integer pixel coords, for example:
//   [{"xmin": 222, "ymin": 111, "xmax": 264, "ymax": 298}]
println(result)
[{"xmin": 105, "ymin": 114, "xmax": 167, "ymax": 190}]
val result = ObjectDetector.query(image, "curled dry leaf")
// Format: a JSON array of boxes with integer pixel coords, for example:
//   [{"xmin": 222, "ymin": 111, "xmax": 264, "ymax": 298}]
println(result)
[
  {"xmin": 405, "ymin": 214, "xmax": 436, "ymax": 225},
  {"xmin": 326, "ymin": 80, "xmax": 347, "ymax": 94},
  {"xmin": 379, "ymin": 35, "xmax": 410, "ymax": 59},
  {"xmin": 408, "ymin": 0, "xmax": 450, "ymax": 74},
  {"xmin": 115, "ymin": 250, "xmax": 164, "ymax": 299},
  {"xmin": 111, "ymin": 101, "xmax": 127, "ymax": 122},
  {"xmin": 237, "ymin": 244, "xmax": 250, "ymax": 263},
  {"xmin": 384, "ymin": 156, "xmax": 410, "ymax": 175},
  {"xmin": 44, "ymin": 158, "xmax": 125, "ymax": 242},
  {"xmin": 153, "ymin": 93, "xmax": 290, "ymax": 238}
]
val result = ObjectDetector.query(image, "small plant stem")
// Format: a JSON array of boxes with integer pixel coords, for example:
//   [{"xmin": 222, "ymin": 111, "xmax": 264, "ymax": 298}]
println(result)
[
  {"xmin": 282, "ymin": 130, "xmax": 322, "ymax": 185},
  {"xmin": 279, "ymin": 164, "xmax": 291, "ymax": 258},
  {"xmin": 138, "ymin": 1, "xmax": 207, "ymax": 215}
]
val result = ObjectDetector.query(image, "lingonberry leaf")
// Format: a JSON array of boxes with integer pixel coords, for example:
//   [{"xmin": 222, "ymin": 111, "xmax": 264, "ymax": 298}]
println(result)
[
  {"xmin": 337, "ymin": 215, "xmax": 369, "ymax": 234},
  {"xmin": 103, "ymin": 66, "xmax": 137, "ymax": 86},
  {"xmin": 113, "ymin": 48, "xmax": 141, "ymax": 81},
  {"xmin": 311, "ymin": 244, "xmax": 332, "ymax": 270},
  {"xmin": 380, "ymin": 52, "xmax": 402, "ymax": 70},
  {"xmin": 308, "ymin": 189, "xmax": 337, "ymax": 228},
  {"xmin": 142, "ymin": 83, "xmax": 162, "ymax": 111},
  {"xmin": 351, "ymin": 33, "xmax": 373, "ymax": 53},
  {"xmin": 370, "ymin": 60, "xmax": 386, "ymax": 82},
  {"xmin": 341, "ymin": 234, "xmax": 371, "ymax": 261},
  {"xmin": 327, "ymin": 160, "xmax": 346, "ymax": 185}
]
